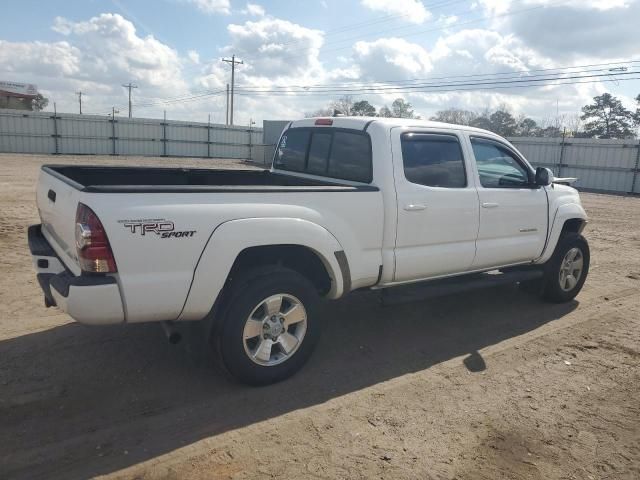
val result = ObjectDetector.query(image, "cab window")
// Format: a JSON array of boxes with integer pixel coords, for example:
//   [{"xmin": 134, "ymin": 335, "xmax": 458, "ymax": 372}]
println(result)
[
  {"xmin": 328, "ymin": 131, "xmax": 372, "ymax": 183},
  {"xmin": 471, "ymin": 138, "xmax": 531, "ymax": 188},
  {"xmin": 275, "ymin": 129, "xmax": 309, "ymax": 172},
  {"xmin": 275, "ymin": 128, "xmax": 372, "ymax": 183}
]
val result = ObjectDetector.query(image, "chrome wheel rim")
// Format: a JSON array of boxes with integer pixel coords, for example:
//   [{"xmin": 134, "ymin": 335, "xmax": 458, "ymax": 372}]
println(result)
[
  {"xmin": 242, "ymin": 294, "xmax": 307, "ymax": 366},
  {"xmin": 558, "ymin": 247, "xmax": 584, "ymax": 292}
]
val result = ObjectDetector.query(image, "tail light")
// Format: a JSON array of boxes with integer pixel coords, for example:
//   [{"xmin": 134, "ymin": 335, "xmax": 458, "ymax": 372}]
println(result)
[{"xmin": 75, "ymin": 203, "xmax": 117, "ymax": 273}]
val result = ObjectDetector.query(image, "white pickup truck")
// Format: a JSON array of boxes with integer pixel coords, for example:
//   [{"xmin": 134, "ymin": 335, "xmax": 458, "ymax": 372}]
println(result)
[{"xmin": 29, "ymin": 117, "xmax": 589, "ymax": 385}]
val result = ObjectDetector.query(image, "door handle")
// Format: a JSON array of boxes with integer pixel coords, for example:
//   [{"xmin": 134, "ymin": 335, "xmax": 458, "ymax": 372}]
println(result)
[
  {"xmin": 404, "ymin": 204, "xmax": 427, "ymax": 211},
  {"xmin": 481, "ymin": 202, "xmax": 499, "ymax": 209}
]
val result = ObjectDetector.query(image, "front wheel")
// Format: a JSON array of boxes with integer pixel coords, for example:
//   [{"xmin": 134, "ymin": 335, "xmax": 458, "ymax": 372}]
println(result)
[
  {"xmin": 214, "ymin": 267, "xmax": 321, "ymax": 386},
  {"xmin": 541, "ymin": 233, "xmax": 590, "ymax": 303}
]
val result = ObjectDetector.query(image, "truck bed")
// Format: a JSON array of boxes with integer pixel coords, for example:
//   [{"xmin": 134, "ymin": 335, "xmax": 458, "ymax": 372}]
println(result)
[{"xmin": 42, "ymin": 165, "xmax": 377, "ymax": 193}]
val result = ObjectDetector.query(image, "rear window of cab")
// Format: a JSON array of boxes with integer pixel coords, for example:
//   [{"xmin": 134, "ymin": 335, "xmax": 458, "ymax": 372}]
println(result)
[{"xmin": 274, "ymin": 127, "xmax": 373, "ymax": 183}]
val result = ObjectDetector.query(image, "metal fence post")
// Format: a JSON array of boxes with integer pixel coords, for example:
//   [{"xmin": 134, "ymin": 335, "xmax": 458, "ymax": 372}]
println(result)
[
  {"xmin": 110, "ymin": 108, "xmax": 117, "ymax": 156},
  {"xmin": 557, "ymin": 128, "xmax": 566, "ymax": 177},
  {"xmin": 207, "ymin": 114, "xmax": 211, "ymax": 158},
  {"xmin": 51, "ymin": 103, "xmax": 60, "ymax": 154},
  {"xmin": 162, "ymin": 110, "xmax": 167, "ymax": 157},
  {"xmin": 248, "ymin": 123, "xmax": 252, "ymax": 162},
  {"xmin": 630, "ymin": 140, "xmax": 640, "ymax": 194}
]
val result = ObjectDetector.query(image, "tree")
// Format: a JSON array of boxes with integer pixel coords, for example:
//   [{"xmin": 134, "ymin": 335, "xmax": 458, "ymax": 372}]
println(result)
[
  {"xmin": 378, "ymin": 105, "xmax": 392, "ymax": 117},
  {"xmin": 391, "ymin": 98, "xmax": 419, "ymax": 119},
  {"xmin": 580, "ymin": 93, "xmax": 634, "ymax": 139},
  {"xmin": 634, "ymin": 93, "xmax": 640, "ymax": 127},
  {"xmin": 537, "ymin": 126, "xmax": 562, "ymax": 137},
  {"xmin": 306, "ymin": 95, "xmax": 357, "ymax": 117},
  {"xmin": 330, "ymin": 95, "xmax": 354, "ymax": 116},
  {"xmin": 30, "ymin": 94, "xmax": 48, "ymax": 111},
  {"xmin": 351, "ymin": 100, "xmax": 376, "ymax": 117},
  {"xmin": 305, "ymin": 107, "xmax": 333, "ymax": 118},
  {"xmin": 470, "ymin": 112, "xmax": 493, "ymax": 131},
  {"xmin": 516, "ymin": 116, "xmax": 538, "ymax": 136},
  {"xmin": 430, "ymin": 108, "xmax": 477, "ymax": 126},
  {"xmin": 488, "ymin": 109, "xmax": 518, "ymax": 136}
]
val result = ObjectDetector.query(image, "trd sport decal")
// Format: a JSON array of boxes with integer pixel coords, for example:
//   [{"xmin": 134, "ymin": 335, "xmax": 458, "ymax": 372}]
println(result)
[{"xmin": 118, "ymin": 219, "xmax": 196, "ymax": 238}]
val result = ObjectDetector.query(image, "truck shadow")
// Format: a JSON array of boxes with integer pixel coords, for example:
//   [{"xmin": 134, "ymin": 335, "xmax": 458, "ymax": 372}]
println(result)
[{"xmin": 0, "ymin": 285, "xmax": 577, "ymax": 479}]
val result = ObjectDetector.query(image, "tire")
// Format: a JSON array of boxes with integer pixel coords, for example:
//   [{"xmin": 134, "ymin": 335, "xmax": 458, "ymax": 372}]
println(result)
[
  {"xmin": 541, "ymin": 233, "xmax": 590, "ymax": 303},
  {"xmin": 213, "ymin": 266, "xmax": 321, "ymax": 386}
]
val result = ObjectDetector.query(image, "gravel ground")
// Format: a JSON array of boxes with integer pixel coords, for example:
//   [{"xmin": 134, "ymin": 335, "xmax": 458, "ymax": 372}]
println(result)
[{"xmin": 0, "ymin": 153, "xmax": 639, "ymax": 480}]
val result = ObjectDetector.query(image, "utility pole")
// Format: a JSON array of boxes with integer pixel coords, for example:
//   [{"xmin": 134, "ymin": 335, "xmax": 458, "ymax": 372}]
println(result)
[
  {"xmin": 225, "ymin": 84, "xmax": 229, "ymax": 125},
  {"xmin": 76, "ymin": 91, "xmax": 83, "ymax": 114},
  {"xmin": 222, "ymin": 55, "xmax": 243, "ymax": 125},
  {"xmin": 122, "ymin": 82, "xmax": 138, "ymax": 118}
]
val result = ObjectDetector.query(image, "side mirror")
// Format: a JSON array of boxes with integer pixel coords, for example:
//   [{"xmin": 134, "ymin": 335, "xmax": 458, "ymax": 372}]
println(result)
[{"xmin": 535, "ymin": 167, "xmax": 553, "ymax": 186}]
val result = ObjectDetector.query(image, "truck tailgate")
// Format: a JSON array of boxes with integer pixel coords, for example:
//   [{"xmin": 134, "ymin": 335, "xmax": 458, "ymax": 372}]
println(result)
[{"xmin": 36, "ymin": 169, "xmax": 83, "ymax": 275}]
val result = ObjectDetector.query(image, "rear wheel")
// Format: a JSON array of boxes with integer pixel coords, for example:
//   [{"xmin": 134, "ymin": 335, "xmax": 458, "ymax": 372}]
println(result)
[
  {"xmin": 213, "ymin": 267, "xmax": 321, "ymax": 386},
  {"xmin": 541, "ymin": 233, "xmax": 590, "ymax": 303}
]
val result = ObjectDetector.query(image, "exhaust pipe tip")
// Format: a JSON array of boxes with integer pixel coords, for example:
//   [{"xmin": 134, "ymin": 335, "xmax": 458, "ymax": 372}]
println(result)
[{"xmin": 161, "ymin": 321, "xmax": 182, "ymax": 345}]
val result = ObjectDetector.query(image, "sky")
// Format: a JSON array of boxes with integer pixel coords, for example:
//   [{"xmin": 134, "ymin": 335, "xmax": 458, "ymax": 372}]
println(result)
[{"xmin": 1, "ymin": 0, "xmax": 639, "ymax": 126}]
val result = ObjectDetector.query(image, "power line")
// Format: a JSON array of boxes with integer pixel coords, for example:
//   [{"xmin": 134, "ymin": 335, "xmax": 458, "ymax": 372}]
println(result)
[
  {"xmin": 125, "ymin": 64, "xmax": 640, "ymax": 110},
  {"xmin": 127, "ymin": 72, "xmax": 640, "ymax": 110},
  {"xmin": 130, "ymin": 61, "xmax": 638, "ymax": 109},
  {"xmin": 133, "ymin": 88, "xmax": 224, "ymax": 105},
  {"xmin": 233, "ymin": 68, "xmax": 640, "ymax": 95},
  {"xmin": 238, "ymin": 61, "xmax": 640, "ymax": 90},
  {"xmin": 234, "ymin": 74, "xmax": 640, "ymax": 97},
  {"xmin": 133, "ymin": 89, "xmax": 227, "ymax": 108}
]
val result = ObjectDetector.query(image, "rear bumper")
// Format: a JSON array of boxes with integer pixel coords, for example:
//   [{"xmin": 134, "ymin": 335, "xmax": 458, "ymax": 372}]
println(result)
[{"xmin": 28, "ymin": 224, "xmax": 125, "ymax": 325}]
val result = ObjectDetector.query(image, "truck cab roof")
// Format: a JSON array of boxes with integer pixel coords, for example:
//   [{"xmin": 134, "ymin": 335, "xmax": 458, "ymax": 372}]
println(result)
[{"xmin": 288, "ymin": 116, "xmax": 501, "ymax": 137}]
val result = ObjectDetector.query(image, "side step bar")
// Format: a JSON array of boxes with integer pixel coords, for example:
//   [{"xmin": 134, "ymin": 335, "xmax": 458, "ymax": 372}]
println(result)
[{"xmin": 380, "ymin": 269, "xmax": 543, "ymax": 306}]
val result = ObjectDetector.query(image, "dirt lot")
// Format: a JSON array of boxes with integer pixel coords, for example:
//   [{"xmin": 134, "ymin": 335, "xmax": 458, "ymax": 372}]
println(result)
[{"xmin": 0, "ymin": 153, "xmax": 639, "ymax": 480}]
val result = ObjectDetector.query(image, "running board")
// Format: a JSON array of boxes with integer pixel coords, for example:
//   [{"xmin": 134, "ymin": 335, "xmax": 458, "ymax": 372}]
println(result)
[{"xmin": 379, "ymin": 269, "xmax": 543, "ymax": 306}]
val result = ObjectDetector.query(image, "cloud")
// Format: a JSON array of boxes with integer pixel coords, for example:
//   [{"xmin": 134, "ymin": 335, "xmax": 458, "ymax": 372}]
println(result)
[
  {"xmin": 241, "ymin": 3, "xmax": 265, "ymax": 16},
  {"xmin": 1, "ymin": 13, "xmax": 189, "ymax": 116},
  {"xmin": 187, "ymin": 50, "xmax": 200, "ymax": 63},
  {"xmin": 48, "ymin": 14, "xmax": 185, "ymax": 90},
  {"xmin": 183, "ymin": 0, "xmax": 230, "ymax": 15},
  {"xmin": 341, "ymin": 29, "xmax": 610, "ymax": 122},
  {"xmin": 352, "ymin": 38, "xmax": 432, "ymax": 81},
  {"xmin": 224, "ymin": 18, "xmax": 324, "ymax": 78},
  {"xmin": 0, "ymin": 40, "xmax": 81, "ymax": 78},
  {"xmin": 430, "ymin": 29, "xmax": 542, "ymax": 75},
  {"xmin": 2, "ymin": 6, "xmax": 635, "ymax": 126},
  {"xmin": 360, "ymin": 0, "xmax": 431, "ymax": 24},
  {"xmin": 439, "ymin": 15, "xmax": 458, "ymax": 27},
  {"xmin": 494, "ymin": 1, "xmax": 640, "ymax": 60},
  {"xmin": 479, "ymin": 0, "xmax": 632, "ymax": 15}
]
